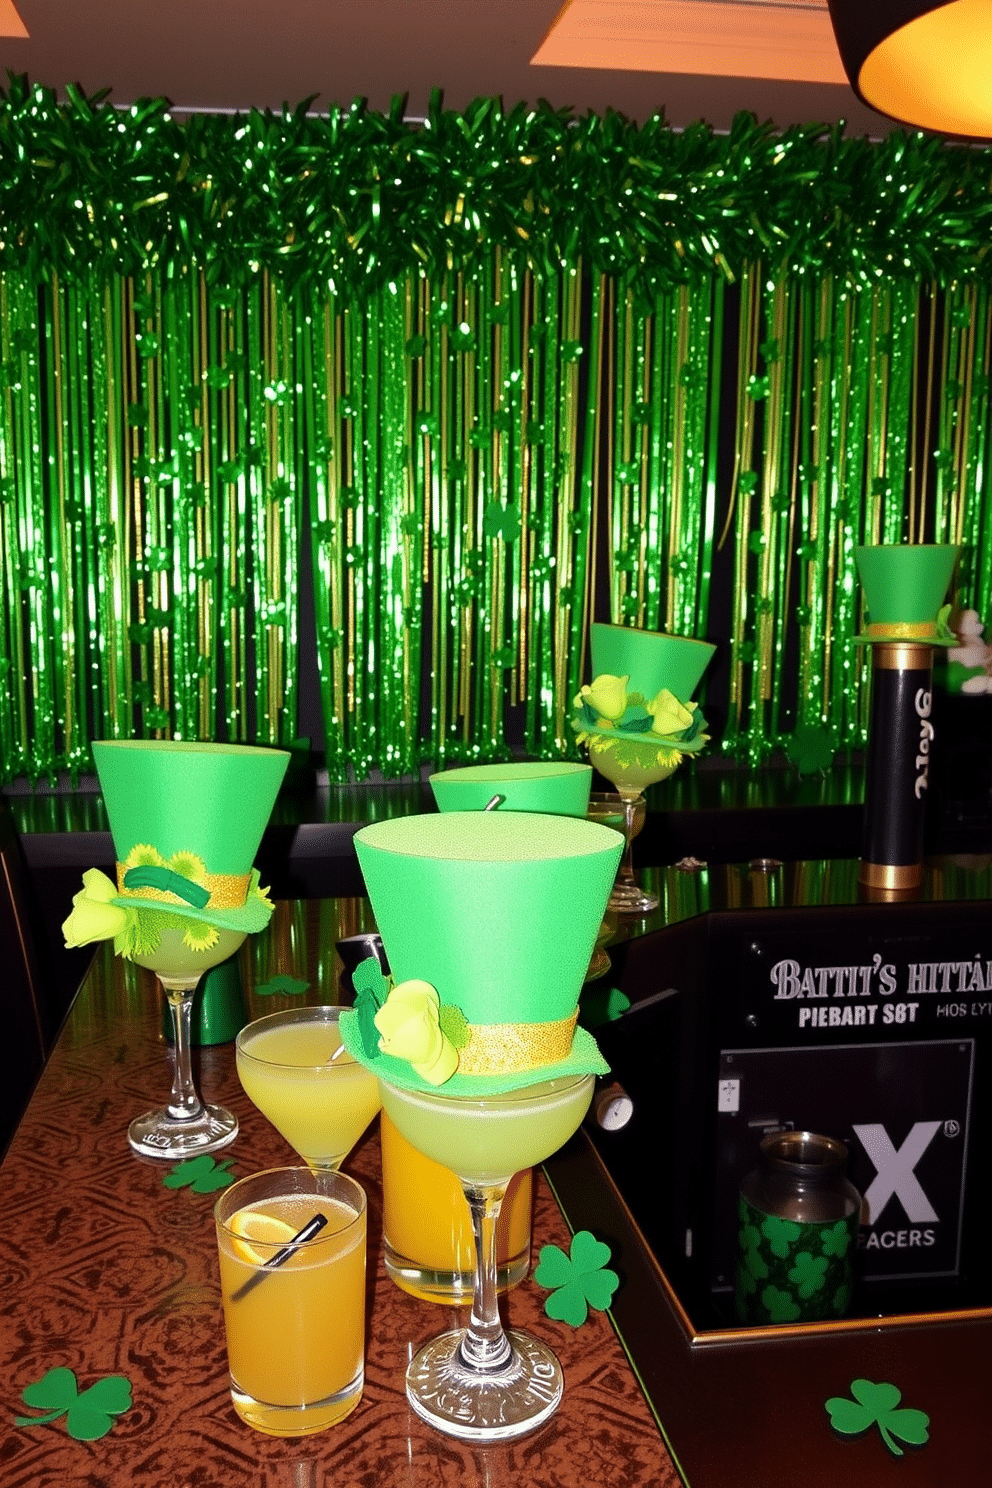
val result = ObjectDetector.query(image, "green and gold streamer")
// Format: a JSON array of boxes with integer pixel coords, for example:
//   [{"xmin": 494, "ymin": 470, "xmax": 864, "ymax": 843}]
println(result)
[{"xmin": 3, "ymin": 80, "xmax": 992, "ymax": 783}]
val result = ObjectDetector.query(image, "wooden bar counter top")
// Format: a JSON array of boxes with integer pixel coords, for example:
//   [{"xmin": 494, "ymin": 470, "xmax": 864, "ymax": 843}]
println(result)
[{"xmin": 0, "ymin": 900, "xmax": 682, "ymax": 1488}]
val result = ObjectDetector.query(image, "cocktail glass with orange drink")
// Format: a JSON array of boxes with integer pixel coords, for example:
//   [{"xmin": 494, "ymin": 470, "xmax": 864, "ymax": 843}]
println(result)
[
  {"xmin": 380, "ymin": 1111, "xmax": 531, "ymax": 1303},
  {"xmin": 215, "ymin": 1165, "xmax": 367, "ymax": 1435},
  {"xmin": 236, "ymin": 1005, "xmax": 380, "ymax": 1170}
]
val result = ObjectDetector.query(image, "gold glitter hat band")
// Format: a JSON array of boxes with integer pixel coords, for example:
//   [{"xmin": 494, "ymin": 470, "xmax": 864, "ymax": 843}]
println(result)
[
  {"xmin": 855, "ymin": 616, "xmax": 957, "ymax": 646},
  {"xmin": 867, "ymin": 621, "xmax": 940, "ymax": 639},
  {"xmin": 107, "ymin": 846, "xmax": 274, "ymax": 934},
  {"xmin": 340, "ymin": 1003, "xmax": 610, "ymax": 1098},
  {"xmin": 455, "ymin": 1011, "xmax": 579, "ymax": 1078},
  {"xmin": 115, "ymin": 861, "xmax": 252, "ymax": 911}
]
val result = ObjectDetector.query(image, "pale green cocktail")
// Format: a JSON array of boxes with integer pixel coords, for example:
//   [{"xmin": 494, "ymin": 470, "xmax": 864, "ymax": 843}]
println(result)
[
  {"xmin": 133, "ymin": 925, "xmax": 247, "ymax": 983},
  {"xmin": 128, "ymin": 926, "xmax": 248, "ymax": 1159},
  {"xmin": 379, "ymin": 1070, "xmax": 595, "ymax": 1441},
  {"xmin": 378, "ymin": 1074, "xmax": 594, "ymax": 1185}
]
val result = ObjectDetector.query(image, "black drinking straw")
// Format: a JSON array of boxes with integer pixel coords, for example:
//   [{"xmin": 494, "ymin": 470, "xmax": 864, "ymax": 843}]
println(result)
[{"xmin": 230, "ymin": 1211, "xmax": 329, "ymax": 1302}]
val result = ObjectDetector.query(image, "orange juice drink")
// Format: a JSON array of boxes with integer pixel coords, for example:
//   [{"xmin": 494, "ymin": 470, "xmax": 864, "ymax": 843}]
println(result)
[
  {"xmin": 215, "ymin": 1167, "xmax": 366, "ymax": 1436},
  {"xmin": 381, "ymin": 1111, "xmax": 531, "ymax": 1304}
]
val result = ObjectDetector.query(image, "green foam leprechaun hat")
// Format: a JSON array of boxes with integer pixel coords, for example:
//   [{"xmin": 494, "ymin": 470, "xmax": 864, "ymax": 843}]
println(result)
[
  {"xmin": 430, "ymin": 761, "xmax": 592, "ymax": 816},
  {"xmin": 590, "ymin": 623, "xmax": 715, "ymax": 701},
  {"xmin": 62, "ymin": 741, "xmax": 289, "ymax": 958},
  {"xmin": 854, "ymin": 544, "xmax": 960, "ymax": 644},
  {"xmin": 338, "ymin": 811, "xmax": 623, "ymax": 1096},
  {"xmin": 572, "ymin": 624, "xmax": 715, "ymax": 790}
]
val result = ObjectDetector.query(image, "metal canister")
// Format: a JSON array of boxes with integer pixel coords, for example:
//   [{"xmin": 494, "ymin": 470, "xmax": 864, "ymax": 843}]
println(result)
[
  {"xmin": 860, "ymin": 641, "xmax": 935, "ymax": 892},
  {"xmin": 736, "ymin": 1130, "xmax": 861, "ymax": 1325}
]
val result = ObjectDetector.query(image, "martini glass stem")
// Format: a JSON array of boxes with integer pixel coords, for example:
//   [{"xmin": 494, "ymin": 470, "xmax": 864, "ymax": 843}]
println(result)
[
  {"xmin": 615, "ymin": 791, "xmax": 641, "ymax": 895},
  {"xmin": 162, "ymin": 978, "xmax": 204, "ymax": 1123},
  {"xmin": 459, "ymin": 1181, "xmax": 514, "ymax": 1372}
]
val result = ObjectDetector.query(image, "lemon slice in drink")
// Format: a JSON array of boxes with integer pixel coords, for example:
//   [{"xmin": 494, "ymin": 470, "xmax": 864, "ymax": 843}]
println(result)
[{"xmin": 228, "ymin": 1206, "xmax": 298, "ymax": 1266}]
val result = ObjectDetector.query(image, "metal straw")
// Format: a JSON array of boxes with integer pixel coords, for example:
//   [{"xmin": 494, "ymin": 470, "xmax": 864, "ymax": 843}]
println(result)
[{"xmin": 230, "ymin": 1211, "xmax": 329, "ymax": 1302}]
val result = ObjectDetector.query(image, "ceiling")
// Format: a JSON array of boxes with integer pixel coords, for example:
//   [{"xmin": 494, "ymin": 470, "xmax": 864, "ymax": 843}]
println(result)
[{"xmin": 5, "ymin": 0, "xmax": 892, "ymax": 137}]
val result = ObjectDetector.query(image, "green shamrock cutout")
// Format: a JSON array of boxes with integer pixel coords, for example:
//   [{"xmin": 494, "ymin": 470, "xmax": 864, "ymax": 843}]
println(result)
[
  {"xmin": 482, "ymin": 500, "xmax": 521, "ymax": 545},
  {"xmin": 786, "ymin": 724, "xmax": 835, "ymax": 776},
  {"xmin": 825, "ymin": 1379, "xmax": 929, "ymax": 1457},
  {"xmin": 759, "ymin": 1284, "xmax": 801, "ymax": 1322},
  {"xmin": 254, "ymin": 974, "xmax": 310, "ymax": 998},
  {"xmin": 822, "ymin": 1219, "xmax": 853, "ymax": 1259},
  {"xmin": 15, "ymin": 1367, "xmax": 133, "ymax": 1441},
  {"xmin": 761, "ymin": 1214, "xmax": 802, "ymax": 1259},
  {"xmin": 163, "ymin": 1155, "xmax": 235, "ymax": 1193},
  {"xmin": 534, "ymin": 1231, "xmax": 619, "ymax": 1327},
  {"xmin": 352, "ymin": 957, "xmax": 390, "ymax": 1060},
  {"xmin": 788, "ymin": 1251, "xmax": 828, "ymax": 1298}
]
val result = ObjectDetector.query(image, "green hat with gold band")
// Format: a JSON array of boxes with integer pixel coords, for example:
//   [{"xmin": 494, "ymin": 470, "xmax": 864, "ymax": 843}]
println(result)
[
  {"xmin": 430, "ymin": 761, "xmax": 592, "ymax": 816},
  {"xmin": 338, "ymin": 811, "xmax": 623, "ymax": 1097},
  {"xmin": 572, "ymin": 625, "xmax": 715, "ymax": 789},
  {"xmin": 62, "ymin": 741, "xmax": 289, "ymax": 957},
  {"xmin": 590, "ymin": 623, "xmax": 715, "ymax": 701},
  {"xmin": 854, "ymin": 544, "xmax": 960, "ymax": 644}
]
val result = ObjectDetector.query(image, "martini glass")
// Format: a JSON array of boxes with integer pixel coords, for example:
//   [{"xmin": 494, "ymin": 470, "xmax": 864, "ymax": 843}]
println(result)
[
  {"xmin": 237, "ymin": 1005, "xmax": 380, "ymax": 1170},
  {"xmin": 378, "ymin": 1072, "xmax": 595, "ymax": 1441},
  {"xmin": 586, "ymin": 738, "xmax": 680, "ymax": 916},
  {"xmin": 586, "ymin": 790, "xmax": 647, "ymax": 919},
  {"xmin": 128, "ymin": 927, "xmax": 247, "ymax": 1159}
]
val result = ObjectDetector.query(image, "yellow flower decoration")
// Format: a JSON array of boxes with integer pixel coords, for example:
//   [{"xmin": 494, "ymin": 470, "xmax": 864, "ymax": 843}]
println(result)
[
  {"xmin": 576, "ymin": 673, "xmax": 630, "ymax": 721},
  {"xmin": 180, "ymin": 922, "xmax": 220, "ymax": 952},
  {"xmin": 374, "ymin": 979, "xmax": 459, "ymax": 1086},
  {"xmin": 646, "ymin": 688, "xmax": 694, "ymax": 738},
  {"xmin": 62, "ymin": 869, "xmax": 132, "ymax": 948}
]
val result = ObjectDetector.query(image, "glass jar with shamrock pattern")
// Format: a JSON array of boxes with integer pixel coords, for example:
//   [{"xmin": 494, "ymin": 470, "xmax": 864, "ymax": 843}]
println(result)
[{"xmin": 735, "ymin": 1131, "xmax": 861, "ymax": 1326}]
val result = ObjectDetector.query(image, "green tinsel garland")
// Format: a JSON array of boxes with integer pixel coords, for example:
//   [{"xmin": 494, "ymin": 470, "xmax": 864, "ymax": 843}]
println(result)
[
  {"xmin": 2, "ymin": 80, "xmax": 992, "ymax": 294},
  {"xmin": 2, "ymin": 79, "xmax": 992, "ymax": 784}
]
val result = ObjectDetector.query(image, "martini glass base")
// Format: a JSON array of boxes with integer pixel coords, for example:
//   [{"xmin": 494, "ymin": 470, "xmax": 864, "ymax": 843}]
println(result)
[
  {"xmin": 405, "ymin": 1327, "xmax": 563, "ymax": 1441},
  {"xmin": 607, "ymin": 880, "xmax": 659, "ymax": 916},
  {"xmin": 127, "ymin": 1104, "xmax": 239, "ymax": 1160}
]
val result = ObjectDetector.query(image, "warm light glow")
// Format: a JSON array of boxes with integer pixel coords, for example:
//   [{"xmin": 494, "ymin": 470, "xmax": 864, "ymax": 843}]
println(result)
[
  {"xmin": 859, "ymin": 0, "xmax": 992, "ymax": 135},
  {"xmin": 0, "ymin": 0, "xmax": 26, "ymax": 38},
  {"xmin": 532, "ymin": 0, "xmax": 848, "ymax": 84}
]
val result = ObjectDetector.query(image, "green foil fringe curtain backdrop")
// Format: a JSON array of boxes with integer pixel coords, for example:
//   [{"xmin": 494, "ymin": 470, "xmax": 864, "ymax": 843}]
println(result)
[{"xmin": 2, "ymin": 80, "xmax": 992, "ymax": 783}]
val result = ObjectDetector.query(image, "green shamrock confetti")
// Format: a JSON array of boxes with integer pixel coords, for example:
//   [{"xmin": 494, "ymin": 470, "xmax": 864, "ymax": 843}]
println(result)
[
  {"xmin": 254, "ymin": 974, "xmax": 310, "ymax": 998},
  {"xmin": 482, "ymin": 500, "xmax": 521, "ymax": 544},
  {"xmin": 353, "ymin": 957, "xmax": 390, "ymax": 1060},
  {"xmin": 825, "ymin": 1379, "xmax": 930, "ymax": 1457},
  {"xmin": 534, "ymin": 1231, "xmax": 620, "ymax": 1327},
  {"xmin": 163, "ymin": 1155, "xmax": 236, "ymax": 1193},
  {"xmin": 785, "ymin": 723, "xmax": 836, "ymax": 775},
  {"xmin": 15, "ymin": 1367, "xmax": 133, "ymax": 1441}
]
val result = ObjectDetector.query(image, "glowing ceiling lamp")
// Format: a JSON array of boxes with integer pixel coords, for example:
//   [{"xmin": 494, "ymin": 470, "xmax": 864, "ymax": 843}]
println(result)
[{"xmin": 826, "ymin": 0, "xmax": 992, "ymax": 137}]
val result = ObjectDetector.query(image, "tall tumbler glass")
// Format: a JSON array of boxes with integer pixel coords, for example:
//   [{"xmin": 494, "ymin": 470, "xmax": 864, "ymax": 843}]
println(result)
[{"xmin": 215, "ymin": 1166, "xmax": 367, "ymax": 1436}]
